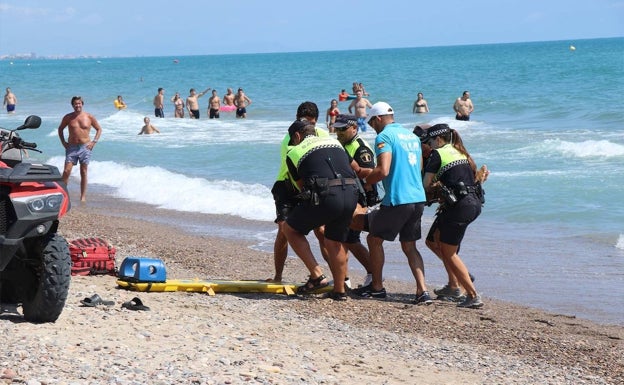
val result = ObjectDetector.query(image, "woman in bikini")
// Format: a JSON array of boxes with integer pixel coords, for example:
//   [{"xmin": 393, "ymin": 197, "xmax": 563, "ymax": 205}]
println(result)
[
  {"xmin": 325, "ymin": 99, "xmax": 340, "ymax": 133},
  {"xmin": 171, "ymin": 93, "xmax": 185, "ymax": 118},
  {"xmin": 412, "ymin": 92, "xmax": 429, "ymax": 114}
]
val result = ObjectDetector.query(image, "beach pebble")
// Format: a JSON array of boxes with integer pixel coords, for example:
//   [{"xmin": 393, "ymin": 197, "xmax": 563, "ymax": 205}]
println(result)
[{"xmin": 0, "ymin": 208, "xmax": 613, "ymax": 385}]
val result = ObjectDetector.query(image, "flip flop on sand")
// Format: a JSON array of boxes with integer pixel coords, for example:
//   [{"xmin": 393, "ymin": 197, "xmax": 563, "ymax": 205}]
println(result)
[
  {"xmin": 121, "ymin": 297, "xmax": 150, "ymax": 311},
  {"xmin": 80, "ymin": 294, "xmax": 115, "ymax": 307}
]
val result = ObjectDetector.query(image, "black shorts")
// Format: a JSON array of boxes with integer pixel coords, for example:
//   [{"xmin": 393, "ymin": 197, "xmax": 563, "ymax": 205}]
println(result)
[
  {"xmin": 271, "ymin": 180, "xmax": 297, "ymax": 223},
  {"xmin": 209, "ymin": 108, "xmax": 220, "ymax": 119},
  {"xmin": 368, "ymin": 202, "xmax": 425, "ymax": 242},
  {"xmin": 155, "ymin": 108, "xmax": 164, "ymax": 118},
  {"xmin": 455, "ymin": 114, "xmax": 470, "ymax": 121},
  {"xmin": 344, "ymin": 229, "xmax": 362, "ymax": 244},
  {"xmin": 190, "ymin": 109, "xmax": 200, "ymax": 119},
  {"xmin": 286, "ymin": 185, "xmax": 358, "ymax": 242},
  {"xmin": 426, "ymin": 194, "xmax": 481, "ymax": 246},
  {"xmin": 236, "ymin": 107, "xmax": 247, "ymax": 117}
]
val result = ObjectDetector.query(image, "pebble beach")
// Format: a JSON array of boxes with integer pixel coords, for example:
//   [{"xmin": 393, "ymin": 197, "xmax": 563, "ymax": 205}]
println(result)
[{"xmin": 1, "ymin": 194, "xmax": 622, "ymax": 385}]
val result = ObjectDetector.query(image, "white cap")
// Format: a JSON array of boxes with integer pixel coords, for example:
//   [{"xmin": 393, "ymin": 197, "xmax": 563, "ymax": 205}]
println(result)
[{"xmin": 368, "ymin": 102, "xmax": 394, "ymax": 121}]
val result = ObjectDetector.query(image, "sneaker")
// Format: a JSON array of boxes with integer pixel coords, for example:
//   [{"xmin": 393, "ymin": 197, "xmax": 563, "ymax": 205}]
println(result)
[
  {"xmin": 433, "ymin": 285, "xmax": 462, "ymax": 299},
  {"xmin": 352, "ymin": 284, "xmax": 387, "ymax": 299},
  {"xmin": 457, "ymin": 294, "xmax": 484, "ymax": 309},
  {"xmin": 344, "ymin": 277, "xmax": 352, "ymax": 290},
  {"xmin": 414, "ymin": 291, "xmax": 433, "ymax": 305},
  {"xmin": 362, "ymin": 273, "xmax": 373, "ymax": 287}
]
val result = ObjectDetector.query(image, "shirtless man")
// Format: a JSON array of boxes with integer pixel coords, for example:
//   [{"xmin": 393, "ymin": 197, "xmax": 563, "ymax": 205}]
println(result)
[
  {"xmin": 186, "ymin": 87, "xmax": 210, "ymax": 119},
  {"xmin": 208, "ymin": 90, "xmax": 220, "ymax": 119},
  {"xmin": 453, "ymin": 90, "xmax": 474, "ymax": 121},
  {"xmin": 234, "ymin": 88, "xmax": 252, "ymax": 118},
  {"xmin": 138, "ymin": 117, "xmax": 160, "ymax": 135},
  {"xmin": 222, "ymin": 88, "xmax": 235, "ymax": 108},
  {"xmin": 3, "ymin": 87, "xmax": 17, "ymax": 114},
  {"xmin": 153, "ymin": 88, "xmax": 165, "ymax": 118},
  {"xmin": 347, "ymin": 90, "xmax": 373, "ymax": 132},
  {"xmin": 57, "ymin": 96, "xmax": 102, "ymax": 202}
]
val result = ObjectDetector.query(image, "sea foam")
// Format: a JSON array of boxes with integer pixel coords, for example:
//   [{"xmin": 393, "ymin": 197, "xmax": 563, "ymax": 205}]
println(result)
[
  {"xmin": 550, "ymin": 139, "xmax": 624, "ymax": 159},
  {"xmin": 48, "ymin": 156, "xmax": 275, "ymax": 222},
  {"xmin": 616, "ymin": 234, "xmax": 624, "ymax": 250}
]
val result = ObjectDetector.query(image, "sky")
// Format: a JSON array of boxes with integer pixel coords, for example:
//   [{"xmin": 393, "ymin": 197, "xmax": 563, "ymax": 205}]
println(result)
[{"xmin": 0, "ymin": 0, "xmax": 623, "ymax": 57}]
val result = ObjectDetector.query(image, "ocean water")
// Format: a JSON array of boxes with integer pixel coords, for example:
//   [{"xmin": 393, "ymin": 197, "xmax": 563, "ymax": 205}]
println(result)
[{"xmin": 1, "ymin": 37, "xmax": 623, "ymax": 325}]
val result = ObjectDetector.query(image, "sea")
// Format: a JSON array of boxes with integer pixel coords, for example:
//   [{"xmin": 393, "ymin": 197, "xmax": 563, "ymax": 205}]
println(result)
[{"xmin": 1, "ymin": 37, "xmax": 623, "ymax": 325}]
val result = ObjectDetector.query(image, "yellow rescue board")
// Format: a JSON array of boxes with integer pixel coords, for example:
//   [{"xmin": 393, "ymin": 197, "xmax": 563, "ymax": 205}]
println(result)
[{"xmin": 116, "ymin": 279, "xmax": 333, "ymax": 296}]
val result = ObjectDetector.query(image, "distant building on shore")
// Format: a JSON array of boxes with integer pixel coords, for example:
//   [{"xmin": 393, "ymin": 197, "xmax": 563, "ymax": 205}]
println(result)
[
  {"xmin": 0, "ymin": 53, "xmax": 106, "ymax": 61},
  {"xmin": 0, "ymin": 52, "xmax": 37, "ymax": 60}
]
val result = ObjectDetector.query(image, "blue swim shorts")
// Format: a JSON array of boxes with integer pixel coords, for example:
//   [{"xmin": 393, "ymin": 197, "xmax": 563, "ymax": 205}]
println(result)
[
  {"xmin": 65, "ymin": 144, "xmax": 92, "ymax": 165},
  {"xmin": 357, "ymin": 117, "xmax": 367, "ymax": 132}
]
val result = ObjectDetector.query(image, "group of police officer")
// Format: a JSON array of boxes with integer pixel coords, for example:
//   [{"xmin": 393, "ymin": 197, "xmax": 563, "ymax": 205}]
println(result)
[{"xmin": 271, "ymin": 101, "xmax": 487, "ymax": 308}]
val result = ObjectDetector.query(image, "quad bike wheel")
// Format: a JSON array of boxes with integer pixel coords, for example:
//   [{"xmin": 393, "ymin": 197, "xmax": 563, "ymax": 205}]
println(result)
[{"xmin": 21, "ymin": 233, "xmax": 71, "ymax": 323}]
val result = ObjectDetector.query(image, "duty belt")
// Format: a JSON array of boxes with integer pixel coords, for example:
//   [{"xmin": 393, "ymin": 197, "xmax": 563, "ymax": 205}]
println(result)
[
  {"xmin": 453, "ymin": 184, "xmax": 482, "ymax": 199},
  {"xmin": 327, "ymin": 178, "xmax": 357, "ymax": 187}
]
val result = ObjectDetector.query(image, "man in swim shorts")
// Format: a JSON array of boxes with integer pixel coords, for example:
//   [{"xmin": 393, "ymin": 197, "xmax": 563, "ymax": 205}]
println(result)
[
  {"xmin": 234, "ymin": 88, "xmax": 251, "ymax": 118},
  {"xmin": 3, "ymin": 87, "xmax": 17, "ymax": 114},
  {"xmin": 58, "ymin": 96, "xmax": 102, "ymax": 202},
  {"xmin": 208, "ymin": 90, "xmax": 220, "ymax": 119},
  {"xmin": 186, "ymin": 87, "xmax": 210, "ymax": 119},
  {"xmin": 222, "ymin": 87, "xmax": 235, "ymax": 109},
  {"xmin": 347, "ymin": 90, "xmax": 373, "ymax": 132},
  {"xmin": 453, "ymin": 90, "xmax": 474, "ymax": 121},
  {"xmin": 153, "ymin": 88, "xmax": 165, "ymax": 118}
]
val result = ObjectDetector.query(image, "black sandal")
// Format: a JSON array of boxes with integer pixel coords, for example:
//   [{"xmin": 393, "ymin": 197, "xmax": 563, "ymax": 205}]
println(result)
[
  {"xmin": 325, "ymin": 291, "xmax": 348, "ymax": 301},
  {"xmin": 297, "ymin": 274, "xmax": 329, "ymax": 294}
]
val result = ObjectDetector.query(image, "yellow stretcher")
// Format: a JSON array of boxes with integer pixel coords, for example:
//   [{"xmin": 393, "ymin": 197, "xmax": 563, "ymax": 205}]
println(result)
[{"xmin": 116, "ymin": 278, "xmax": 333, "ymax": 296}]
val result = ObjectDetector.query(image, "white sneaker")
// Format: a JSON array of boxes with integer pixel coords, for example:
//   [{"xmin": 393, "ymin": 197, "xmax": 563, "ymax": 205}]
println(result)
[
  {"xmin": 362, "ymin": 273, "xmax": 373, "ymax": 287},
  {"xmin": 344, "ymin": 278, "xmax": 352, "ymax": 290}
]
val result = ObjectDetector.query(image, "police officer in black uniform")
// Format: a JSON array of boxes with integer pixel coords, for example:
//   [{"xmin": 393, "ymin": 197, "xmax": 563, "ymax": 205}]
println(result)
[
  {"xmin": 283, "ymin": 119, "xmax": 359, "ymax": 300},
  {"xmin": 423, "ymin": 124, "xmax": 485, "ymax": 309},
  {"xmin": 334, "ymin": 114, "xmax": 378, "ymax": 287}
]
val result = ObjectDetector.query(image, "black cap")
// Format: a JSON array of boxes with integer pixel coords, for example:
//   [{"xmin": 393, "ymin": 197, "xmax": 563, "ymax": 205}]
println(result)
[
  {"xmin": 426, "ymin": 123, "xmax": 451, "ymax": 140},
  {"xmin": 288, "ymin": 119, "xmax": 314, "ymax": 145},
  {"xmin": 333, "ymin": 114, "xmax": 358, "ymax": 129},
  {"xmin": 413, "ymin": 123, "xmax": 432, "ymax": 142}
]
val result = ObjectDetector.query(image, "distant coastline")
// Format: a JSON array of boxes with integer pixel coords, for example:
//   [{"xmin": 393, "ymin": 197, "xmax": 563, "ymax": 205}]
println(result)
[
  {"xmin": 1, "ymin": 36, "xmax": 620, "ymax": 61},
  {"xmin": 1, "ymin": 53, "xmax": 108, "ymax": 61}
]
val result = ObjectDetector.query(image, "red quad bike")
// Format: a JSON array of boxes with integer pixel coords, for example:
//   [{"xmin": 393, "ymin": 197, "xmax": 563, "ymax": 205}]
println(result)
[{"xmin": 0, "ymin": 115, "xmax": 71, "ymax": 323}]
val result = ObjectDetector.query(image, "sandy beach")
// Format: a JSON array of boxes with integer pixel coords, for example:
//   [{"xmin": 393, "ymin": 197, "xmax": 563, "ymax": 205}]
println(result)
[{"xmin": 1, "ymin": 193, "xmax": 622, "ymax": 385}]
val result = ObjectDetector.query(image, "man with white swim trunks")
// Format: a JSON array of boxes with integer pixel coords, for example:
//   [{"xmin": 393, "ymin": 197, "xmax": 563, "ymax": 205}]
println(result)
[{"xmin": 58, "ymin": 96, "xmax": 102, "ymax": 202}]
